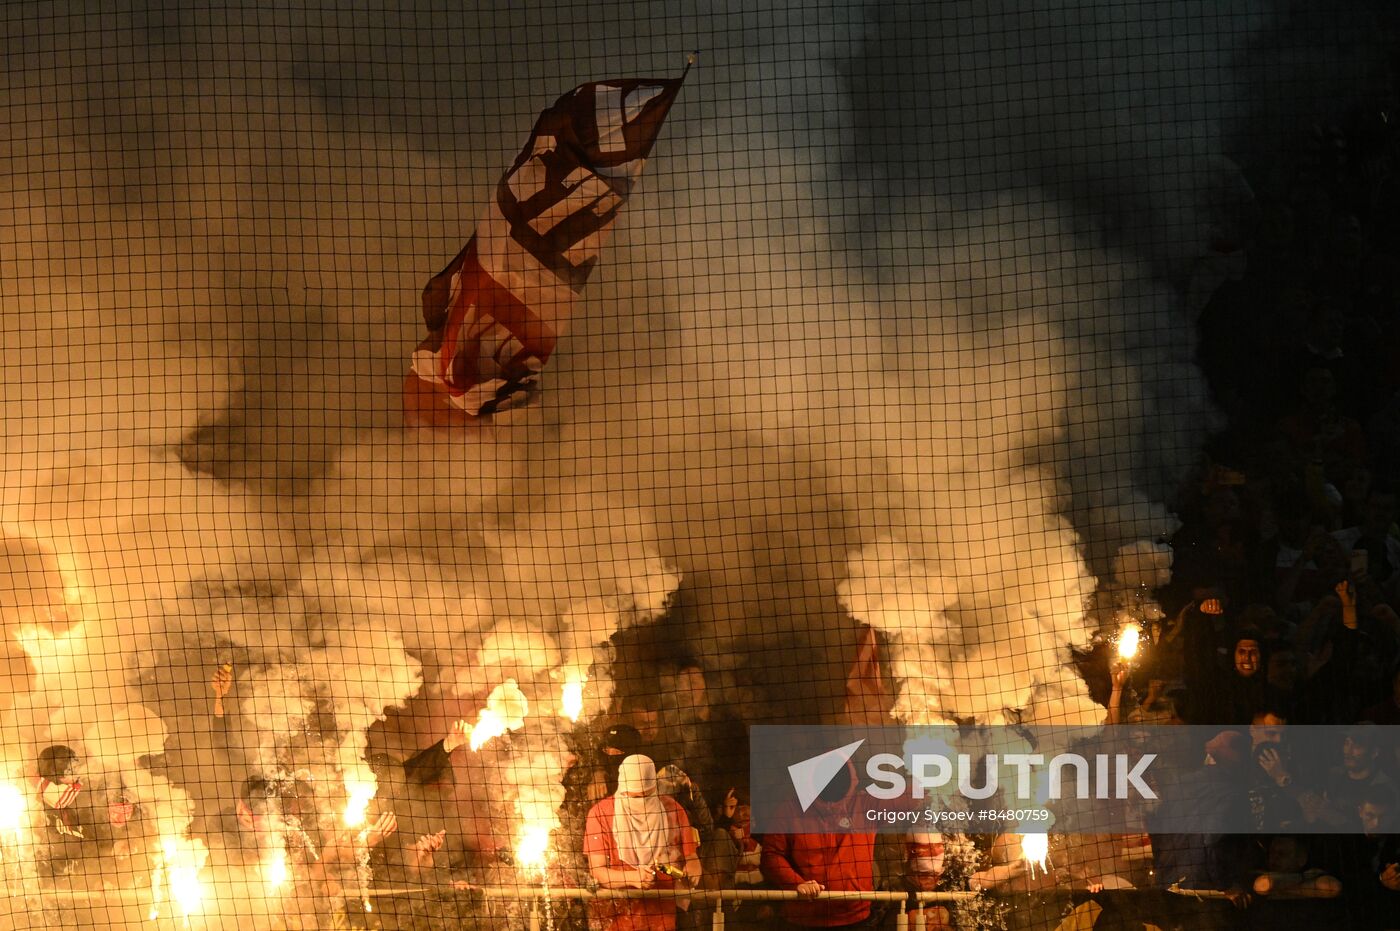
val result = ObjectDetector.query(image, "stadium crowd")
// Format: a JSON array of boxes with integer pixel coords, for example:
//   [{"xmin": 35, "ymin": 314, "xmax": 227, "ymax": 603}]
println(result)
[{"xmin": 20, "ymin": 78, "xmax": 1400, "ymax": 931}]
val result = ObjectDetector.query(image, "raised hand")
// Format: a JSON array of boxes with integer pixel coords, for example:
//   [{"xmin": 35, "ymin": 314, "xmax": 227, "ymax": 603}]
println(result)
[
  {"xmin": 442, "ymin": 719, "xmax": 471, "ymax": 754},
  {"xmin": 363, "ymin": 810, "xmax": 398, "ymax": 848},
  {"xmin": 1110, "ymin": 665, "xmax": 1130, "ymax": 692},
  {"xmin": 1257, "ymin": 747, "xmax": 1291, "ymax": 787},
  {"xmin": 211, "ymin": 663, "xmax": 233, "ymax": 718},
  {"xmin": 1336, "ymin": 579, "xmax": 1356, "ymax": 607},
  {"xmin": 411, "ymin": 829, "xmax": 447, "ymax": 868}
]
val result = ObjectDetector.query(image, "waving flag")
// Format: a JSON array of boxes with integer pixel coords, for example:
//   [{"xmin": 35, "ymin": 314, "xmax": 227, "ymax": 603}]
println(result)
[
  {"xmin": 842, "ymin": 625, "xmax": 891, "ymax": 725},
  {"xmin": 407, "ymin": 71, "xmax": 687, "ymax": 424}
]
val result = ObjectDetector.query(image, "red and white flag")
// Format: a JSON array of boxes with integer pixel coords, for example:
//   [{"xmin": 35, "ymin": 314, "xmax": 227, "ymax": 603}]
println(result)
[
  {"xmin": 36, "ymin": 777, "xmax": 82, "ymax": 810},
  {"xmin": 842, "ymin": 625, "xmax": 892, "ymax": 725},
  {"xmin": 407, "ymin": 72, "xmax": 686, "ymax": 424}
]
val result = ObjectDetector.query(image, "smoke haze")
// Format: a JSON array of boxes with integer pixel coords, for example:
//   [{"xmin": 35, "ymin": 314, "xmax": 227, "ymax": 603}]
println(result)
[{"xmin": 1, "ymin": 0, "xmax": 1396, "ymax": 923}]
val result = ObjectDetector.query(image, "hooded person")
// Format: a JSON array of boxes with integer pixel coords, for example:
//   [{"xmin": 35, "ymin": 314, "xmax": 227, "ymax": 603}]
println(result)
[
  {"xmin": 584, "ymin": 754, "xmax": 700, "ymax": 931},
  {"xmin": 758, "ymin": 758, "xmax": 881, "ymax": 930},
  {"xmin": 558, "ymin": 723, "xmax": 649, "ymax": 886}
]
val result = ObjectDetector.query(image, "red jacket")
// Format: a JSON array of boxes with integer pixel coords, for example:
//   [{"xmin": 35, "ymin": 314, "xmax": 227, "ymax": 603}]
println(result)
[
  {"xmin": 758, "ymin": 761, "xmax": 875, "ymax": 928},
  {"xmin": 584, "ymin": 794, "xmax": 697, "ymax": 931}
]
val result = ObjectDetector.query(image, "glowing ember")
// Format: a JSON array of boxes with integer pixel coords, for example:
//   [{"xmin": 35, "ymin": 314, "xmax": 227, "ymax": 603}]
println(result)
[
  {"xmin": 343, "ymin": 777, "xmax": 377, "ymax": 827},
  {"xmin": 1019, "ymin": 832, "xmax": 1050, "ymax": 878},
  {"xmin": 0, "ymin": 782, "xmax": 27, "ymax": 833},
  {"xmin": 1116, "ymin": 624, "xmax": 1141, "ymax": 662},
  {"xmin": 560, "ymin": 670, "xmax": 586, "ymax": 721},
  {"xmin": 515, "ymin": 823, "xmax": 552, "ymax": 870}
]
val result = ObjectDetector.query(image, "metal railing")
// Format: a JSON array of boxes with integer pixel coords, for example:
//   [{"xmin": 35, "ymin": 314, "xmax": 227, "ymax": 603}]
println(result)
[
  {"xmin": 26, "ymin": 883, "xmax": 973, "ymax": 930},
  {"xmin": 27, "ymin": 879, "xmax": 1279, "ymax": 929},
  {"xmin": 460, "ymin": 886, "xmax": 979, "ymax": 931}
]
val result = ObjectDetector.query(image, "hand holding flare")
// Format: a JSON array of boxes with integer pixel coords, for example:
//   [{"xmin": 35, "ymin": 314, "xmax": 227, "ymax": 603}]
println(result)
[
  {"xmin": 651, "ymin": 861, "xmax": 693, "ymax": 887},
  {"xmin": 361, "ymin": 810, "xmax": 398, "ymax": 849},
  {"xmin": 441, "ymin": 720, "xmax": 471, "ymax": 754}
]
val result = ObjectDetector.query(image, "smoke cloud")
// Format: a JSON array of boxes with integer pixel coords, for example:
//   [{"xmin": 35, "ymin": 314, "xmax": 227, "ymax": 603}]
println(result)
[{"xmin": 1, "ymin": 0, "xmax": 1394, "ymax": 924}]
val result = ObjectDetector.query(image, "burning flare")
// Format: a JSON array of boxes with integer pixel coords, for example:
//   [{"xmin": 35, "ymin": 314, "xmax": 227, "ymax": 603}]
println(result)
[
  {"xmin": 150, "ymin": 835, "xmax": 207, "ymax": 921},
  {"xmin": 469, "ymin": 679, "xmax": 530, "ymax": 750},
  {"xmin": 1019, "ymin": 832, "xmax": 1050, "ymax": 878},
  {"xmin": 560, "ymin": 669, "xmax": 586, "ymax": 722},
  {"xmin": 516, "ymin": 822, "xmax": 552, "ymax": 871},
  {"xmin": 1116, "ymin": 624, "xmax": 1141, "ymax": 663},
  {"xmin": 470, "ymin": 709, "xmax": 511, "ymax": 751},
  {"xmin": 343, "ymin": 776, "xmax": 378, "ymax": 828},
  {"xmin": 263, "ymin": 846, "xmax": 290, "ymax": 892},
  {"xmin": 0, "ymin": 782, "xmax": 27, "ymax": 834}
]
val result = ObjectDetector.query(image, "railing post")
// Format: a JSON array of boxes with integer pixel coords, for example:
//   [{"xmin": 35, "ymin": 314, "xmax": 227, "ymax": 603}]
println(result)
[
  {"xmin": 895, "ymin": 897, "xmax": 908, "ymax": 931},
  {"xmin": 710, "ymin": 892, "xmax": 725, "ymax": 931}
]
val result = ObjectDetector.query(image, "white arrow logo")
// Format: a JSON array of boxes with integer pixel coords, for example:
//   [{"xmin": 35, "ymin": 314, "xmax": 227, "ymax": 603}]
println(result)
[{"xmin": 788, "ymin": 739, "xmax": 866, "ymax": 812}]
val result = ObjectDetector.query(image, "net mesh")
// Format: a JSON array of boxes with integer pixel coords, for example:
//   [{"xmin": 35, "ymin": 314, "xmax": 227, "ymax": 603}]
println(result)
[{"xmin": 1, "ymin": 0, "xmax": 1398, "ymax": 928}]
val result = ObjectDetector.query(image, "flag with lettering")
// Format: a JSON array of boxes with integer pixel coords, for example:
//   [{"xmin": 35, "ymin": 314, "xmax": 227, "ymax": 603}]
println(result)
[{"xmin": 407, "ymin": 73, "xmax": 686, "ymax": 424}]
